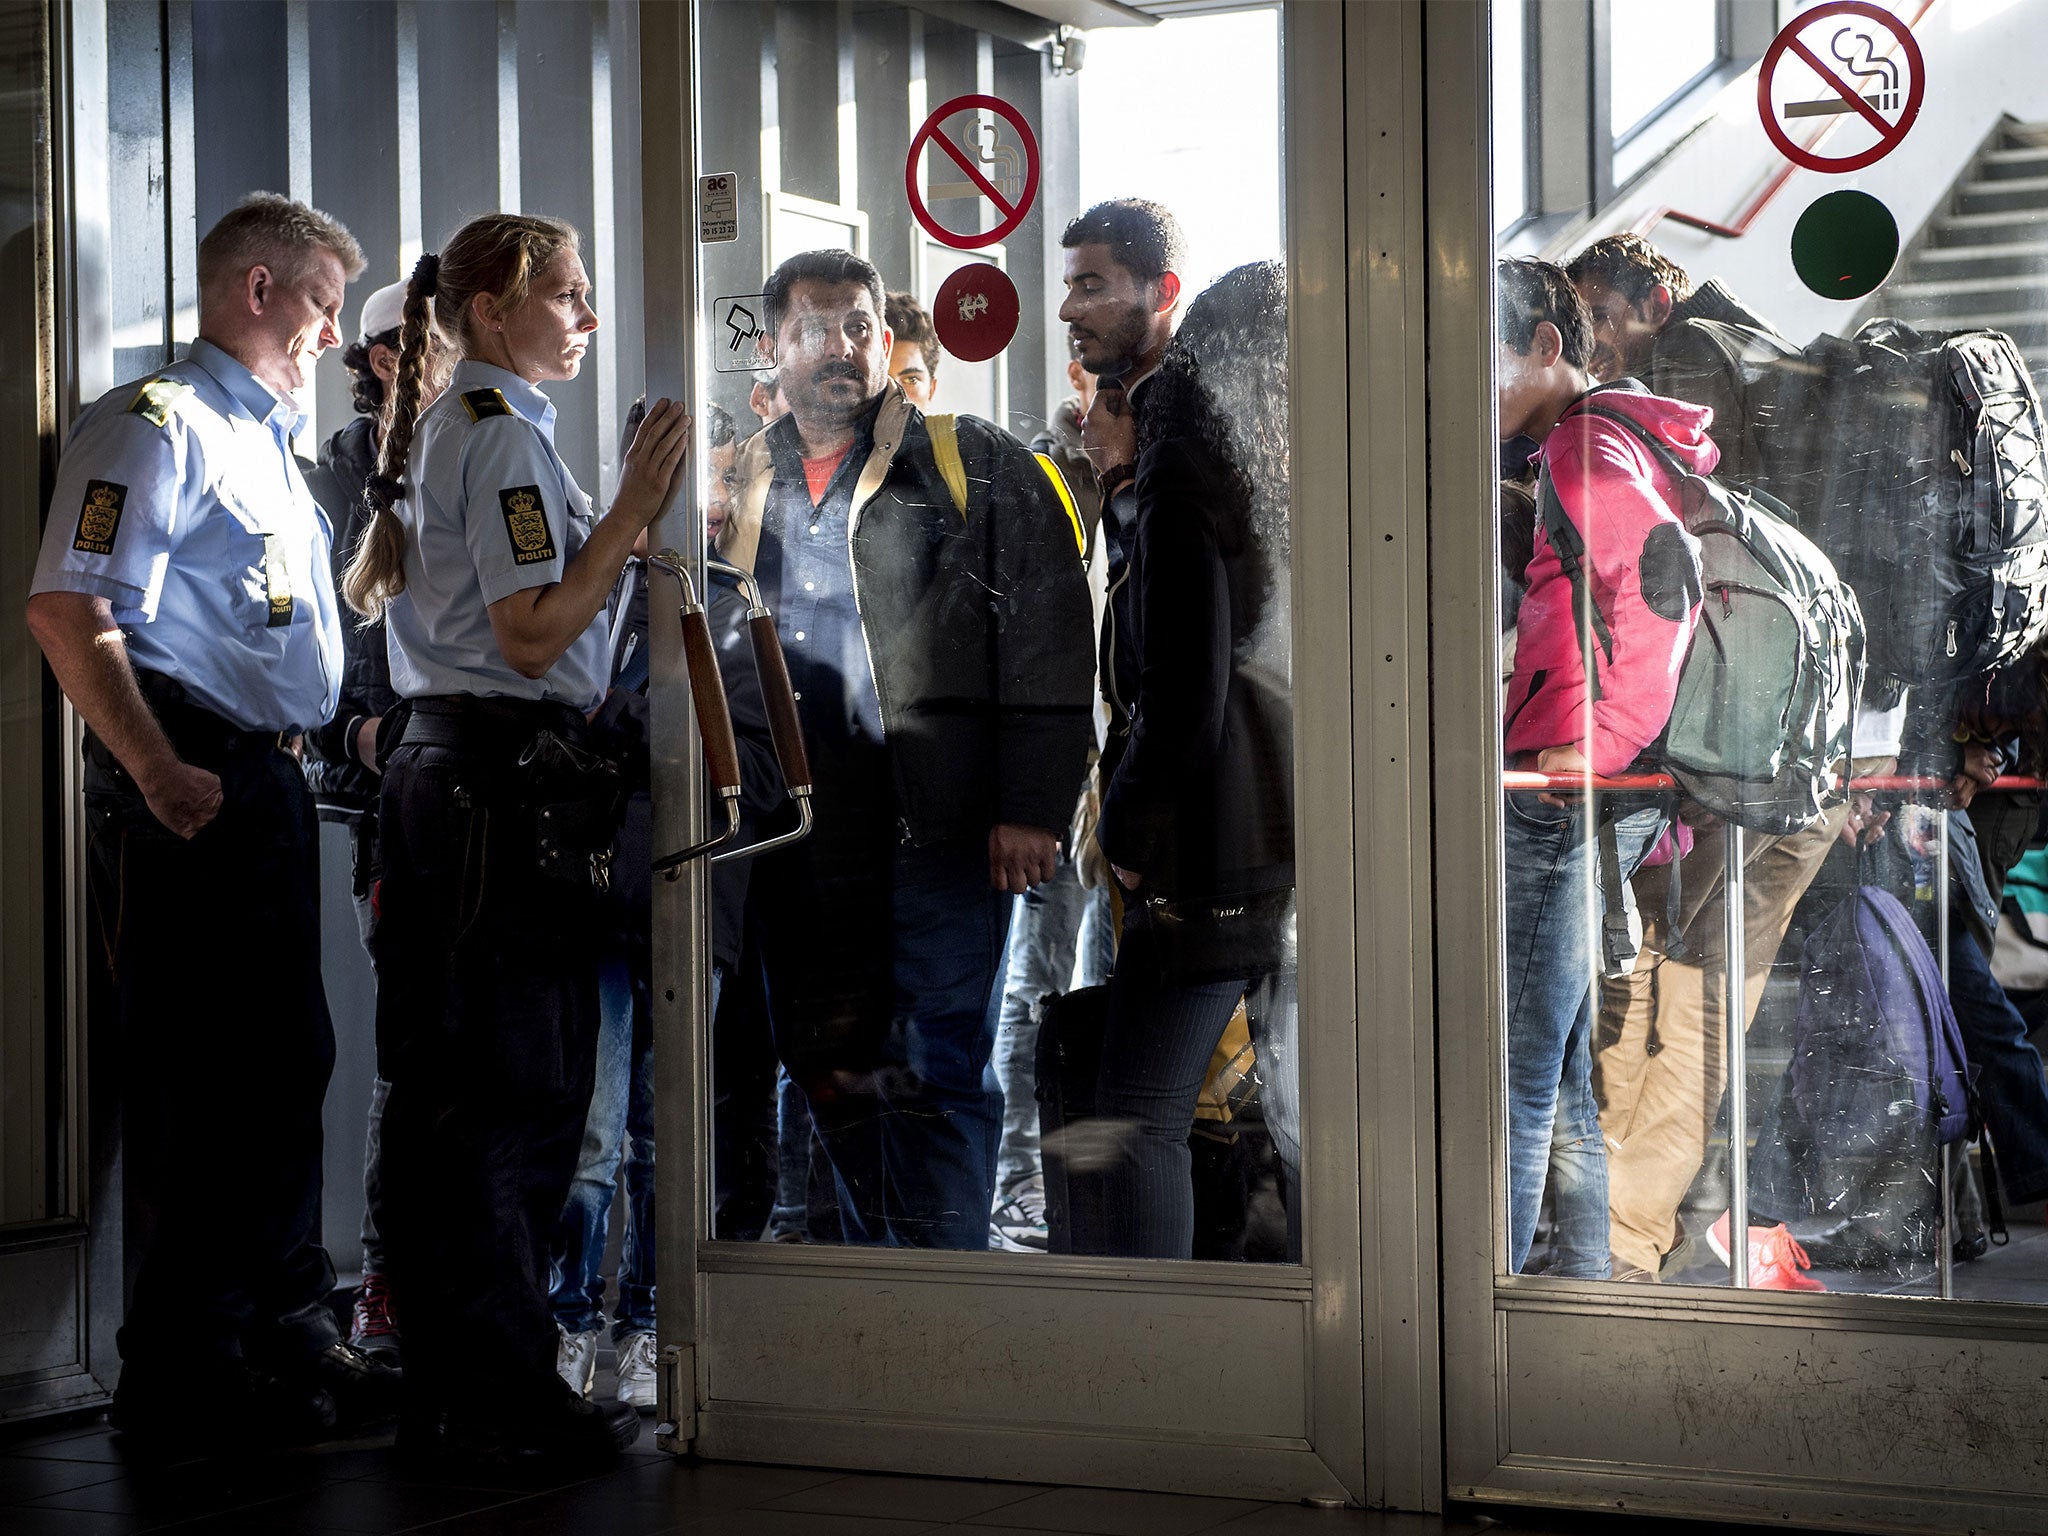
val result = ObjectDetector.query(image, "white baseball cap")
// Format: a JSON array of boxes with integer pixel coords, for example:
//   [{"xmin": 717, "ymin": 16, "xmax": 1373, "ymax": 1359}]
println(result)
[{"xmin": 357, "ymin": 280, "xmax": 410, "ymax": 344}]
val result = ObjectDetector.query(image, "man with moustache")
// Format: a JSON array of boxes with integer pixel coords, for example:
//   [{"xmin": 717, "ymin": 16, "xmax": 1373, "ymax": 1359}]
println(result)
[{"xmin": 719, "ymin": 248, "xmax": 1095, "ymax": 1249}]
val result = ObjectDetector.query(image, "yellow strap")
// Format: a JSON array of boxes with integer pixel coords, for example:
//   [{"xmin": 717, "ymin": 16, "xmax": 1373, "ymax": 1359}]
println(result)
[
  {"xmin": 927, "ymin": 413, "xmax": 969, "ymax": 518},
  {"xmin": 1034, "ymin": 453, "xmax": 1086, "ymax": 558}
]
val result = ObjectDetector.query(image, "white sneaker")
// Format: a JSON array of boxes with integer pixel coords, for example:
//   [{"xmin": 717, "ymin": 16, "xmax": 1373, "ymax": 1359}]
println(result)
[
  {"xmin": 989, "ymin": 1180, "xmax": 1050, "ymax": 1253},
  {"xmin": 615, "ymin": 1329, "xmax": 659, "ymax": 1410},
  {"xmin": 556, "ymin": 1325, "xmax": 599, "ymax": 1399}
]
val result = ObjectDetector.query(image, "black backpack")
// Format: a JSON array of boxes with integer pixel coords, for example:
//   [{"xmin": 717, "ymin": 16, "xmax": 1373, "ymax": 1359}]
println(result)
[{"xmin": 1766, "ymin": 319, "xmax": 2048, "ymax": 691}]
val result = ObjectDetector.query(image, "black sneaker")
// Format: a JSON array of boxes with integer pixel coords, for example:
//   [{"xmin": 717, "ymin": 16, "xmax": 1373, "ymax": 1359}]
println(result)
[
  {"xmin": 399, "ymin": 1387, "xmax": 640, "ymax": 1471},
  {"xmin": 293, "ymin": 1341, "xmax": 402, "ymax": 1429},
  {"xmin": 112, "ymin": 1359, "xmax": 335, "ymax": 1455}
]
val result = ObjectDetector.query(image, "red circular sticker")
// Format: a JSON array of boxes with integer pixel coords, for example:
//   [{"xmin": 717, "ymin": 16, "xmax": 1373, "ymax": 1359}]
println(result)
[
  {"xmin": 905, "ymin": 94, "xmax": 1041, "ymax": 252},
  {"xmin": 933, "ymin": 264, "xmax": 1019, "ymax": 363},
  {"xmin": 1757, "ymin": 1, "xmax": 1924, "ymax": 175}
]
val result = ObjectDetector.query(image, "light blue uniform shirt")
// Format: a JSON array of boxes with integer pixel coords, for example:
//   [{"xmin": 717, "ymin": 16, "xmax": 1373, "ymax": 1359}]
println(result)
[
  {"xmin": 30, "ymin": 338, "xmax": 344, "ymax": 733},
  {"xmin": 384, "ymin": 361, "xmax": 609, "ymax": 712}
]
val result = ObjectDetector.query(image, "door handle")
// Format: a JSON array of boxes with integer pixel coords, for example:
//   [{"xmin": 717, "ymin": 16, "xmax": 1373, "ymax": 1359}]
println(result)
[
  {"xmin": 646, "ymin": 553, "xmax": 744, "ymax": 875},
  {"xmin": 705, "ymin": 556, "xmax": 814, "ymax": 865}
]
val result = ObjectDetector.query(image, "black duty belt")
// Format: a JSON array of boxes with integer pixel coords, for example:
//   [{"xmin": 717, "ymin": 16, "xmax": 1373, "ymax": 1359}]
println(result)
[
  {"xmin": 131, "ymin": 671, "xmax": 291, "ymax": 756},
  {"xmin": 399, "ymin": 694, "xmax": 590, "ymax": 758}
]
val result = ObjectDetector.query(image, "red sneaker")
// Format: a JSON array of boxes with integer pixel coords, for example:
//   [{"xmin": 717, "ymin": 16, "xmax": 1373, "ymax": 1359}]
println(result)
[
  {"xmin": 1707, "ymin": 1212, "xmax": 1827, "ymax": 1291},
  {"xmin": 349, "ymin": 1272, "xmax": 402, "ymax": 1365}
]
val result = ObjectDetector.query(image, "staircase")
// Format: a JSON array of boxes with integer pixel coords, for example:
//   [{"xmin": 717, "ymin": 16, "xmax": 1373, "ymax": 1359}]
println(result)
[{"xmin": 1873, "ymin": 116, "xmax": 2048, "ymax": 391}]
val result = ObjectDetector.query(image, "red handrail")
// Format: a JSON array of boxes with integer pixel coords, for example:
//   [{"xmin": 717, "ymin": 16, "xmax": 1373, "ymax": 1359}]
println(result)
[
  {"xmin": 1502, "ymin": 771, "xmax": 2046, "ymax": 794},
  {"xmin": 1630, "ymin": 0, "xmax": 1941, "ymax": 243}
]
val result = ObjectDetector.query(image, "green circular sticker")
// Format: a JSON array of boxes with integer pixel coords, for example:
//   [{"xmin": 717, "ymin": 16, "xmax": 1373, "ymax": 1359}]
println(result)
[{"xmin": 1790, "ymin": 190, "xmax": 1899, "ymax": 301}]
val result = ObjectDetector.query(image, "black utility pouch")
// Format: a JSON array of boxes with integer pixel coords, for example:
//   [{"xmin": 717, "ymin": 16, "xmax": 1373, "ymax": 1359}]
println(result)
[{"xmin": 517, "ymin": 729, "xmax": 626, "ymax": 895}]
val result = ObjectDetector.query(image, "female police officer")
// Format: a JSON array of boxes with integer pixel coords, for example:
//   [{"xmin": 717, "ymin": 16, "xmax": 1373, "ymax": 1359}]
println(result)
[{"xmin": 342, "ymin": 213, "xmax": 689, "ymax": 1467}]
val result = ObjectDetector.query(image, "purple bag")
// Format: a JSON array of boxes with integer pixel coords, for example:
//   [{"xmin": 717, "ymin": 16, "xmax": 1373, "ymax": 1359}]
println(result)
[{"xmin": 1791, "ymin": 886, "xmax": 1973, "ymax": 1149}]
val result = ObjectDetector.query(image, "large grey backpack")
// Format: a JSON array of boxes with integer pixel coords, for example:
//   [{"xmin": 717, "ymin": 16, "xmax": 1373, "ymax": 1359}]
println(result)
[{"xmin": 1539, "ymin": 403, "xmax": 1865, "ymax": 835}]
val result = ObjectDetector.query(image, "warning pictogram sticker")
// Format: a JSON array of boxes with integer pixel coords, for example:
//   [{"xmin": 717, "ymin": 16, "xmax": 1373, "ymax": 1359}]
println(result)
[
  {"xmin": 905, "ymin": 94, "xmax": 1041, "ymax": 252},
  {"xmin": 711, "ymin": 293, "xmax": 769, "ymax": 374},
  {"xmin": 1758, "ymin": 1, "xmax": 1924, "ymax": 175}
]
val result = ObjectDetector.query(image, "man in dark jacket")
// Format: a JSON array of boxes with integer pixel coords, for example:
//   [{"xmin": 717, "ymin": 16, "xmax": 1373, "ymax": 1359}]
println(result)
[
  {"xmin": 721, "ymin": 248, "xmax": 1095, "ymax": 1249},
  {"xmin": 302, "ymin": 278, "xmax": 408, "ymax": 1364}
]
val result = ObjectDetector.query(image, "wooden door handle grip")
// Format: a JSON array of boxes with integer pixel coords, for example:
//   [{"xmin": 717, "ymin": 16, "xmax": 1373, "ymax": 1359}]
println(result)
[
  {"xmin": 747, "ymin": 612, "xmax": 812, "ymax": 791},
  {"xmin": 681, "ymin": 609, "xmax": 741, "ymax": 795}
]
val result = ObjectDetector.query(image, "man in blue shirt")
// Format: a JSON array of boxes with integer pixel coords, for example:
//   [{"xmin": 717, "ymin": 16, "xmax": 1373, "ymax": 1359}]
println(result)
[{"xmin": 26, "ymin": 193, "xmax": 394, "ymax": 1448}]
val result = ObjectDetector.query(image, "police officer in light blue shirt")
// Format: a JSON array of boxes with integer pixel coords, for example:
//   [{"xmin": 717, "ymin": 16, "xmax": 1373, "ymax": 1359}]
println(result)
[
  {"xmin": 24, "ymin": 193, "xmax": 398, "ymax": 1449},
  {"xmin": 339, "ymin": 213, "xmax": 688, "ymax": 1470}
]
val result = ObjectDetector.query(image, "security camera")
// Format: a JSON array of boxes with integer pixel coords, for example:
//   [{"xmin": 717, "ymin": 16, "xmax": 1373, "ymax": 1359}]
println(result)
[{"xmin": 1056, "ymin": 26, "xmax": 1087, "ymax": 75}]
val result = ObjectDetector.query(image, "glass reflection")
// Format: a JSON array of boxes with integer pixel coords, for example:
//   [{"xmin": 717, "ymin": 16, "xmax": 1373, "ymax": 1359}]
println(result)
[{"xmin": 1496, "ymin": 0, "xmax": 2048, "ymax": 1298}]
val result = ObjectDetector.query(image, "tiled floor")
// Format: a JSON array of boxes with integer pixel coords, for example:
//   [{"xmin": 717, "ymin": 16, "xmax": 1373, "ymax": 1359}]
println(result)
[{"xmin": 0, "ymin": 1408, "xmax": 1844, "ymax": 1536}]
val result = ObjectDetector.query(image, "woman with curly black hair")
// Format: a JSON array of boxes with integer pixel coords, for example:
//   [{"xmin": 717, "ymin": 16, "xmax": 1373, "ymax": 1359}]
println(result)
[{"xmin": 1090, "ymin": 260, "xmax": 1296, "ymax": 1259}]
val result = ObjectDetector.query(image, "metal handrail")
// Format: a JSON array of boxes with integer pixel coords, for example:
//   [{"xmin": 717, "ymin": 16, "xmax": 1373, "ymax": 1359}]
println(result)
[{"xmin": 1630, "ymin": 0, "xmax": 1942, "ymax": 243}]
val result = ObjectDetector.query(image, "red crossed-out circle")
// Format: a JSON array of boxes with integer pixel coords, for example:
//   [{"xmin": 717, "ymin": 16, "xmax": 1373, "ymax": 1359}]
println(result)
[
  {"xmin": 905, "ymin": 94, "xmax": 1041, "ymax": 251},
  {"xmin": 1758, "ymin": 1, "xmax": 1924, "ymax": 175}
]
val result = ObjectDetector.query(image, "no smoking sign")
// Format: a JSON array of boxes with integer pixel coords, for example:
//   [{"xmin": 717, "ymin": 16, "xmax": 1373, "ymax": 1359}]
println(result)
[{"xmin": 1758, "ymin": 1, "xmax": 1924, "ymax": 174}]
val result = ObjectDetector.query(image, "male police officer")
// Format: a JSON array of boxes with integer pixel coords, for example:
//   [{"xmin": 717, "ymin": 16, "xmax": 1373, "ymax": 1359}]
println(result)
[
  {"xmin": 721, "ymin": 248, "xmax": 1094, "ymax": 1249},
  {"xmin": 26, "ymin": 193, "xmax": 395, "ymax": 1445}
]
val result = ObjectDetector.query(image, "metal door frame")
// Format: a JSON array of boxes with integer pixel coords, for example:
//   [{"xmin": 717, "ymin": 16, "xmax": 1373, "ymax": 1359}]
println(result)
[
  {"xmin": 1433, "ymin": 4, "xmax": 2048, "ymax": 1530},
  {"xmin": 641, "ymin": 0, "xmax": 1441, "ymax": 1506}
]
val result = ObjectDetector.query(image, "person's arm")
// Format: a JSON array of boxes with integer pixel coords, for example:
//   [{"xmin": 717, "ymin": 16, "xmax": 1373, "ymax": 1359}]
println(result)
[
  {"xmin": 26, "ymin": 591, "xmax": 220, "ymax": 837},
  {"xmin": 977, "ymin": 424, "xmax": 1097, "ymax": 893},
  {"xmin": 480, "ymin": 399, "xmax": 691, "ymax": 680},
  {"xmin": 1097, "ymin": 440, "xmax": 1231, "ymax": 885}
]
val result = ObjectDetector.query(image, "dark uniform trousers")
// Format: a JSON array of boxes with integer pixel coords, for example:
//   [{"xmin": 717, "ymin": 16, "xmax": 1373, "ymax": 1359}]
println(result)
[
  {"xmin": 373, "ymin": 735, "xmax": 602, "ymax": 1414},
  {"xmin": 83, "ymin": 704, "xmax": 339, "ymax": 1385}
]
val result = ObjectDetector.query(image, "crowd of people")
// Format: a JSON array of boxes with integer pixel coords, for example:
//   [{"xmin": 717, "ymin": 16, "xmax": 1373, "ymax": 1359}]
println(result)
[
  {"xmin": 26, "ymin": 190, "xmax": 1297, "ymax": 1469},
  {"xmin": 1500, "ymin": 234, "xmax": 2048, "ymax": 1290}
]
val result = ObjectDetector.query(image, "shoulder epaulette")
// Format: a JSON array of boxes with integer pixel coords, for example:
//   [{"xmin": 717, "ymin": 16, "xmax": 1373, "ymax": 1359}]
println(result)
[
  {"xmin": 127, "ymin": 378, "xmax": 191, "ymax": 428},
  {"xmin": 461, "ymin": 387, "xmax": 513, "ymax": 422}
]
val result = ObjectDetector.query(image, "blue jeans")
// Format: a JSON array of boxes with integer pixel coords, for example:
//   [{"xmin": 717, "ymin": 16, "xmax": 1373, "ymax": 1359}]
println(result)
[
  {"xmin": 550, "ymin": 954, "xmax": 655, "ymax": 1339},
  {"xmin": 1542, "ymin": 994, "xmax": 1608, "ymax": 1276},
  {"xmin": 1503, "ymin": 792, "xmax": 1667, "ymax": 1275},
  {"xmin": 989, "ymin": 858, "xmax": 1114, "ymax": 1200},
  {"xmin": 1947, "ymin": 918, "xmax": 2048, "ymax": 1204}
]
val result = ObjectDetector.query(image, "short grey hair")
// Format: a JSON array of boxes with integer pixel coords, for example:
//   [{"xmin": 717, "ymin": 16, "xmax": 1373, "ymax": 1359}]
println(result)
[{"xmin": 197, "ymin": 192, "xmax": 366, "ymax": 293}]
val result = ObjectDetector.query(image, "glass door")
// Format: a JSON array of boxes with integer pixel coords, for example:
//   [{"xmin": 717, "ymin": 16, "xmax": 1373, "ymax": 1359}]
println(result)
[
  {"xmin": 1443, "ymin": 0, "xmax": 2048, "ymax": 1528},
  {"xmin": 641, "ymin": 0, "xmax": 1379, "ymax": 1500}
]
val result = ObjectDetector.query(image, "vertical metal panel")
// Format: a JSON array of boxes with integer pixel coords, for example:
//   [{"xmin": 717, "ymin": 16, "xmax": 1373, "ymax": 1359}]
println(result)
[
  {"xmin": 284, "ymin": 0, "xmax": 310, "ymax": 203},
  {"xmin": 696, "ymin": 0, "xmax": 765, "ymax": 419},
  {"xmin": 606, "ymin": 0, "xmax": 644, "ymax": 432},
  {"xmin": 1030, "ymin": 46, "xmax": 1078, "ymax": 432},
  {"xmin": 514, "ymin": 0, "xmax": 595, "ymax": 493},
  {"xmin": 1337, "ymin": 0, "xmax": 1441, "ymax": 1511},
  {"xmin": 851, "ymin": 7, "xmax": 912, "ymax": 300},
  {"xmin": 638, "ymin": 0, "xmax": 705, "ymax": 1456},
  {"xmin": 1425, "ymin": 0, "xmax": 1514, "ymax": 1502},
  {"xmin": 834, "ymin": 1, "xmax": 855, "ymax": 209},
  {"xmin": 106, "ymin": 0, "xmax": 167, "ymax": 381},
  {"xmin": 190, "ymin": 0, "xmax": 286, "ymax": 235},
  {"xmin": 496, "ymin": 0, "xmax": 519, "ymax": 211},
  {"xmin": 414, "ymin": 0, "xmax": 497, "ymax": 243},
  {"xmin": 774, "ymin": 2, "xmax": 835, "ymax": 204},
  {"xmin": 164, "ymin": 2, "xmax": 195, "ymax": 346},
  {"xmin": 307, "ymin": 0, "xmax": 401, "ymax": 445},
  {"xmin": 992, "ymin": 45, "xmax": 1048, "ymax": 434},
  {"xmin": 395, "ymin": 1, "xmax": 422, "ymax": 266}
]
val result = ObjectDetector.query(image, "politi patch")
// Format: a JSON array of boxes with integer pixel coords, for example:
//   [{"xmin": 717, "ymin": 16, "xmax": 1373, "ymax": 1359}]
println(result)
[
  {"xmin": 73, "ymin": 479, "xmax": 126, "ymax": 555},
  {"xmin": 499, "ymin": 485, "xmax": 557, "ymax": 565}
]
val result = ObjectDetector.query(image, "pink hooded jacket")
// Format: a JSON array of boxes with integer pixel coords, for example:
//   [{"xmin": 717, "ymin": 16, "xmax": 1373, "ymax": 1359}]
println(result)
[{"xmin": 1504, "ymin": 387, "xmax": 1713, "ymax": 776}]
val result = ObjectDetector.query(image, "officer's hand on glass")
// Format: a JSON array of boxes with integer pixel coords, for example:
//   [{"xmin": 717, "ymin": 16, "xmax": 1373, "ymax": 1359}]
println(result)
[
  {"xmin": 989, "ymin": 822, "xmax": 1058, "ymax": 894},
  {"xmin": 613, "ymin": 397, "xmax": 692, "ymax": 531},
  {"xmin": 140, "ymin": 756, "xmax": 223, "ymax": 840}
]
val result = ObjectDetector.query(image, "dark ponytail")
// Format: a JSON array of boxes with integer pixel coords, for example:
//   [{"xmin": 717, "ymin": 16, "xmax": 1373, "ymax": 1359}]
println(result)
[{"xmin": 342, "ymin": 251, "xmax": 438, "ymax": 618}]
